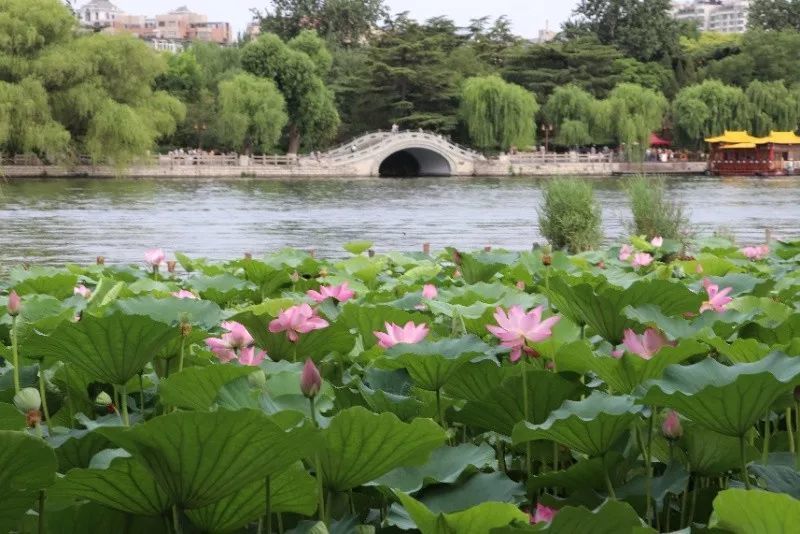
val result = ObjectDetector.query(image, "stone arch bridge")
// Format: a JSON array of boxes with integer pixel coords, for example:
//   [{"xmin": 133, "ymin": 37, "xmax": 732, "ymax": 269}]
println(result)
[{"xmin": 313, "ymin": 131, "xmax": 484, "ymax": 177}]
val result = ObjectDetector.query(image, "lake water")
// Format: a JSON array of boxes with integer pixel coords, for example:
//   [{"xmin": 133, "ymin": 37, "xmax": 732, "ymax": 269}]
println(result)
[{"xmin": 1, "ymin": 175, "xmax": 798, "ymax": 268}]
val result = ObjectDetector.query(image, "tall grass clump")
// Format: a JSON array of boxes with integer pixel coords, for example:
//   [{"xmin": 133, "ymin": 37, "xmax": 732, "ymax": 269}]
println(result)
[
  {"xmin": 538, "ymin": 178, "xmax": 602, "ymax": 252},
  {"xmin": 625, "ymin": 175, "xmax": 690, "ymax": 241}
]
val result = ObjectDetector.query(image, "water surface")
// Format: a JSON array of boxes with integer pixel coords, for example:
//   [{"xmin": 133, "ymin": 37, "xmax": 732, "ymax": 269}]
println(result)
[{"xmin": 1, "ymin": 175, "xmax": 798, "ymax": 268}]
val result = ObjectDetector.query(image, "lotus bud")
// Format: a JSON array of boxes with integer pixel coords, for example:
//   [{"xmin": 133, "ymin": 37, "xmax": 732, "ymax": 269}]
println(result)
[
  {"xmin": 7, "ymin": 290, "xmax": 21, "ymax": 317},
  {"xmin": 167, "ymin": 260, "xmax": 177, "ymax": 273},
  {"xmin": 248, "ymin": 370, "xmax": 268, "ymax": 389},
  {"xmin": 244, "ymin": 252, "xmax": 253, "ymax": 260},
  {"xmin": 597, "ymin": 260, "xmax": 606, "ymax": 270},
  {"xmin": 180, "ymin": 321, "xmax": 192, "ymax": 338},
  {"xmin": 14, "ymin": 387, "xmax": 41, "ymax": 412},
  {"xmin": 695, "ymin": 263, "xmax": 704, "ymax": 274},
  {"xmin": 662, "ymin": 410, "xmax": 683, "ymax": 441},
  {"xmin": 453, "ymin": 269, "xmax": 462, "ymax": 278},
  {"xmin": 319, "ymin": 268, "xmax": 328, "ymax": 278},
  {"xmin": 96, "ymin": 256, "xmax": 105, "ymax": 265},
  {"xmin": 290, "ymin": 271, "xmax": 301, "ymax": 283},
  {"xmin": 300, "ymin": 359, "xmax": 322, "ymax": 399},
  {"xmin": 95, "ymin": 391, "xmax": 113, "ymax": 406},
  {"xmin": 515, "ymin": 281, "xmax": 525, "ymax": 290},
  {"xmin": 542, "ymin": 245, "xmax": 553, "ymax": 267}
]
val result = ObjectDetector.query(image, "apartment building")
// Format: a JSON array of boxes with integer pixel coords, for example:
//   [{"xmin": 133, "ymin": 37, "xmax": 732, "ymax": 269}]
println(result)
[
  {"xmin": 76, "ymin": 0, "xmax": 122, "ymax": 28},
  {"xmin": 672, "ymin": 0, "xmax": 750, "ymax": 33}
]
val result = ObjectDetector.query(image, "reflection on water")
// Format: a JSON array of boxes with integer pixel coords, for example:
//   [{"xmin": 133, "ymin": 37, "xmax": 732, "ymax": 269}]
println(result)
[{"xmin": 1, "ymin": 175, "xmax": 798, "ymax": 268}]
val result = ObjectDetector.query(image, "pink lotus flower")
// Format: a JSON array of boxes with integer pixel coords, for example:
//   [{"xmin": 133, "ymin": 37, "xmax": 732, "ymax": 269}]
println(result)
[
  {"xmin": 741, "ymin": 245, "xmax": 769, "ymax": 261},
  {"xmin": 374, "ymin": 321, "xmax": 429, "ymax": 349},
  {"xmin": 530, "ymin": 504, "xmax": 557, "ymax": 525},
  {"xmin": 617, "ymin": 328, "xmax": 674, "ymax": 360},
  {"xmin": 238, "ymin": 346, "xmax": 267, "ymax": 366},
  {"xmin": 206, "ymin": 321, "xmax": 256, "ymax": 363},
  {"xmin": 172, "ymin": 290, "xmax": 198, "ymax": 299},
  {"xmin": 619, "ymin": 244, "xmax": 633, "ymax": 261},
  {"xmin": 695, "ymin": 263, "xmax": 704, "ymax": 274},
  {"xmin": 74, "ymin": 285, "xmax": 92, "ymax": 299},
  {"xmin": 422, "ymin": 284, "xmax": 438, "ymax": 299},
  {"xmin": 300, "ymin": 359, "xmax": 322, "ymax": 398},
  {"xmin": 487, "ymin": 306, "xmax": 561, "ymax": 363},
  {"xmin": 632, "ymin": 253, "xmax": 654, "ymax": 268},
  {"xmin": 516, "ymin": 281, "xmax": 526, "ymax": 290},
  {"xmin": 269, "ymin": 304, "xmax": 329, "ymax": 343},
  {"xmin": 307, "ymin": 282, "xmax": 355, "ymax": 303},
  {"xmin": 7, "ymin": 290, "xmax": 21, "ymax": 317},
  {"xmin": 700, "ymin": 278, "xmax": 733, "ymax": 313},
  {"xmin": 144, "ymin": 249, "xmax": 165, "ymax": 267},
  {"xmin": 651, "ymin": 236, "xmax": 664, "ymax": 247},
  {"xmin": 662, "ymin": 410, "xmax": 683, "ymax": 440}
]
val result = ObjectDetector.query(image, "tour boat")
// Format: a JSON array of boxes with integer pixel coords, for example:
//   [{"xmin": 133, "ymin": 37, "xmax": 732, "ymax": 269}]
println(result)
[{"xmin": 706, "ymin": 131, "xmax": 800, "ymax": 176}]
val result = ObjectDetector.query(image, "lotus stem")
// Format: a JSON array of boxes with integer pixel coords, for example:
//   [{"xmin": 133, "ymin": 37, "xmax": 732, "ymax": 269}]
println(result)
[
  {"xmin": 178, "ymin": 335, "xmax": 187, "ymax": 374},
  {"xmin": 739, "ymin": 434, "xmax": 751, "ymax": 490},
  {"xmin": 11, "ymin": 315, "xmax": 20, "ymax": 393},
  {"xmin": 602, "ymin": 462, "xmax": 617, "ymax": 499},
  {"xmin": 689, "ymin": 479, "xmax": 698, "ymax": 525},
  {"xmin": 172, "ymin": 505, "xmax": 182, "ymax": 534},
  {"xmin": 680, "ymin": 474, "xmax": 690, "ymax": 528},
  {"xmin": 64, "ymin": 363, "xmax": 74, "ymax": 428},
  {"xmin": 795, "ymin": 402, "xmax": 800, "ymax": 469},
  {"xmin": 521, "ymin": 361, "xmax": 532, "ymax": 482},
  {"xmin": 435, "ymin": 388, "xmax": 447, "ymax": 430},
  {"xmin": 38, "ymin": 490, "xmax": 46, "ymax": 534},
  {"xmin": 497, "ymin": 441, "xmax": 507, "ymax": 474},
  {"xmin": 786, "ymin": 407, "xmax": 795, "ymax": 455},
  {"xmin": 138, "ymin": 373, "xmax": 145, "ymax": 415},
  {"xmin": 38, "ymin": 366, "xmax": 51, "ymax": 425},
  {"xmin": 292, "ymin": 346, "xmax": 298, "ymax": 363},
  {"xmin": 762, "ymin": 410, "xmax": 771, "ymax": 464},
  {"xmin": 120, "ymin": 385, "xmax": 130, "ymax": 426},
  {"xmin": 309, "ymin": 396, "xmax": 326, "ymax": 524},
  {"xmin": 265, "ymin": 476, "xmax": 272, "ymax": 534},
  {"xmin": 277, "ymin": 513, "xmax": 284, "ymax": 534},
  {"xmin": 645, "ymin": 408, "xmax": 655, "ymax": 525}
]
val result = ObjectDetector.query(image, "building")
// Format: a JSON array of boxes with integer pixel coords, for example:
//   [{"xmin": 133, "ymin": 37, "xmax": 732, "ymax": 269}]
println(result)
[
  {"xmin": 533, "ymin": 21, "xmax": 557, "ymax": 44},
  {"xmin": 76, "ymin": 0, "xmax": 122, "ymax": 29},
  {"xmin": 672, "ymin": 1, "xmax": 750, "ymax": 33},
  {"xmin": 706, "ymin": 131, "xmax": 800, "ymax": 175}
]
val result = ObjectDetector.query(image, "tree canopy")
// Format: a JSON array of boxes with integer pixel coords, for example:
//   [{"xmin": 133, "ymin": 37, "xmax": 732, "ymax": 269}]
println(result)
[{"xmin": 216, "ymin": 74, "xmax": 288, "ymax": 154}]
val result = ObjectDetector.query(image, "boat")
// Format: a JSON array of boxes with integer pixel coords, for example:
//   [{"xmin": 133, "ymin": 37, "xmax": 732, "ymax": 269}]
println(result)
[{"xmin": 706, "ymin": 131, "xmax": 800, "ymax": 176}]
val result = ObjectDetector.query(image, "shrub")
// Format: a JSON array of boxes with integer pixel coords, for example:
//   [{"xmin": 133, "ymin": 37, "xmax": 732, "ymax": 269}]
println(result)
[
  {"xmin": 538, "ymin": 178, "xmax": 603, "ymax": 252},
  {"xmin": 624, "ymin": 175, "xmax": 690, "ymax": 241}
]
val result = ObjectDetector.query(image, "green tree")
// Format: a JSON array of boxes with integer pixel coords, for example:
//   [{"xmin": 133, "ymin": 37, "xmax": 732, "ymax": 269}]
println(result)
[
  {"xmin": 745, "ymin": 80, "xmax": 800, "ymax": 136},
  {"xmin": 216, "ymin": 74, "xmax": 288, "ymax": 154},
  {"xmin": 596, "ymin": 83, "xmax": 667, "ymax": 159},
  {"xmin": 749, "ymin": 0, "xmax": 800, "ymax": 31},
  {"xmin": 241, "ymin": 32, "xmax": 339, "ymax": 153},
  {"xmin": 671, "ymin": 80, "xmax": 749, "ymax": 148},
  {"xmin": 459, "ymin": 75, "xmax": 538, "ymax": 151},
  {"xmin": 0, "ymin": 78, "xmax": 70, "ymax": 158},
  {"xmin": 542, "ymin": 85, "xmax": 602, "ymax": 147}
]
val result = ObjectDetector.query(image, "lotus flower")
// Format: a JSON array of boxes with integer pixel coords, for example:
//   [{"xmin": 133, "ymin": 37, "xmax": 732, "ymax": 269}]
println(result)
[
  {"xmin": 307, "ymin": 282, "xmax": 355, "ymax": 303},
  {"xmin": 487, "ymin": 306, "xmax": 561, "ymax": 363},
  {"xmin": 516, "ymin": 281, "xmax": 526, "ymax": 290},
  {"xmin": 73, "ymin": 285, "xmax": 92, "ymax": 299},
  {"xmin": 619, "ymin": 244, "xmax": 633, "ymax": 261},
  {"xmin": 618, "ymin": 328, "xmax": 674, "ymax": 360},
  {"xmin": 530, "ymin": 504, "xmax": 557, "ymax": 525},
  {"xmin": 206, "ymin": 321, "xmax": 256, "ymax": 363},
  {"xmin": 7, "ymin": 290, "xmax": 21, "ymax": 316},
  {"xmin": 695, "ymin": 263, "xmax": 704, "ymax": 274},
  {"xmin": 374, "ymin": 321, "xmax": 429, "ymax": 349},
  {"xmin": 700, "ymin": 279, "xmax": 733, "ymax": 313},
  {"xmin": 269, "ymin": 304, "xmax": 329, "ymax": 343},
  {"xmin": 172, "ymin": 289, "xmax": 198, "ymax": 299},
  {"xmin": 741, "ymin": 245, "xmax": 769, "ymax": 261},
  {"xmin": 632, "ymin": 253, "xmax": 654, "ymax": 268},
  {"xmin": 238, "ymin": 346, "xmax": 267, "ymax": 366},
  {"xmin": 144, "ymin": 248, "xmax": 165, "ymax": 267},
  {"xmin": 422, "ymin": 284, "xmax": 438, "ymax": 299},
  {"xmin": 662, "ymin": 410, "xmax": 683, "ymax": 440},
  {"xmin": 651, "ymin": 236, "xmax": 664, "ymax": 247},
  {"xmin": 300, "ymin": 359, "xmax": 322, "ymax": 398}
]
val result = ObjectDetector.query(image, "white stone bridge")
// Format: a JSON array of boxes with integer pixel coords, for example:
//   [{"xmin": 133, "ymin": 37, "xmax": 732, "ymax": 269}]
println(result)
[{"xmin": 314, "ymin": 130, "xmax": 484, "ymax": 177}]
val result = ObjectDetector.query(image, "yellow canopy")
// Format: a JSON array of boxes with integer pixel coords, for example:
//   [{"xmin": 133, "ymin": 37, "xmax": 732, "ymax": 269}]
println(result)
[
  {"xmin": 705, "ymin": 131, "xmax": 762, "ymax": 144},
  {"xmin": 720, "ymin": 143, "xmax": 757, "ymax": 149},
  {"xmin": 761, "ymin": 131, "xmax": 800, "ymax": 144}
]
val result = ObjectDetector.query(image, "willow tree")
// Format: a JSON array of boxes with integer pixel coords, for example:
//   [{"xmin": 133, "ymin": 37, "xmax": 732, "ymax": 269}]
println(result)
[
  {"xmin": 745, "ymin": 80, "xmax": 800, "ymax": 136},
  {"xmin": 242, "ymin": 32, "xmax": 340, "ymax": 154},
  {"xmin": 460, "ymin": 75, "xmax": 538, "ymax": 151},
  {"xmin": 597, "ymin": 83, "xmax": 667, "ymax": 160},
  {"xmin": 671, "ymin": 80, "xmax": 749, "ymax": 148},
  {"xmin": 543, "ymin": 85, "xmax": 599, "ymax": 147},
  {"xmin": 216, "ymin": 74, "xmax": 288, "ymax": 154}
]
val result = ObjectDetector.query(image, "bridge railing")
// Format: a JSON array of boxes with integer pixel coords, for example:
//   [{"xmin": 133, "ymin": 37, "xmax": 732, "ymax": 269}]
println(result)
[{"xmin": 506, "ymin": 152, "xmax": 614, "ymax": 164}]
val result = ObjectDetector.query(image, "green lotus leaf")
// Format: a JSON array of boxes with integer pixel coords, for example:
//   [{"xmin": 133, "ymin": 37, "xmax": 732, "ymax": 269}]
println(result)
[
  {"xmin": 185, "ymin": 273, "xmax": 259, "ymax": 303},
  {"xmin": 344, "ymin": 240, "xmax": 374, "ymax": 255},
  {"xmin": 370, "ymin": 443, "xmax": 496, "ymax": 493},
  {"xmin": 512, "ymin": 392, "xmax": 643, "ymax": 457},
  {"xmin": 0, "ymin": 430, "xmax": 59, "ymax": 530},
  {"xmin": 51, "ymin": 430, "xmax": 114, "ymax": 471},
  {"xmin": 18, "ymin": 502, "xmax": 169, "ymax": 534},
  {"xmin": 359, "ymin": 369, "xmax": 428, "ymax": 421},
  {"xmin": 97, "ymin": 409, "xmax": 320, "ymax": 509},
  {"xmin": 9, "ymin": 266, "xmax": 78, "ymax": 299},
  {"xmin": 748, "ymin": 464, "xmax": 800, "ymax": 499},
  {"xmin": 529, "ymin": 452, "xmax": 628, "ymax": 494},
  {"xmin": 26, "ymin": 312, "xmax": 179, "ymax": 385},
  {"xmin": 0, "ymin": 403, "xmax": 25, "ymax": 430},
  {"xmin": 51, "ymin": 451, "xmax": 172, "ymax": 516},
  {"xmin": 545, "ymin": 277, "xmax": 703, "ymax": 344},
  {"xmin": 235, "ymin": 311, "xmax": 354, "ymax": 362},
  {"xmin": 541, "ymin": 500, "xmax": 644, "ymax": 533},
  {"xmin": 704, "ymin": 337, "xmax": 770, "ymax": 364},
  {"xmin": 396, "ymin": 491, "xmax": 528, "ymax": 534},
  {"xmin": 380, "ymin": 336, "xmax": 495, "ymax": 391},
  {"xmin": 453, "ymin": 369, "xmax": 582, "ymax": 436},
  {"xmin": 637, "ymin": 353, "xmax": 800, "ymax": 436},
  {"xmin": 159, "ymin": 365, "xmax": 254, "ymax": 410},
  {"xmin": 444, "ymin": 360, "xmax": 518, "ymax": 402},
  {"xmin": 112, "ymin": 296, "xmax": 223, "ymax": 329},
  {"xmin": 446, "ymin": 249, "xmax": 519, "ymax": 284},
  {"xmin": 556, "ymin": 339, "xmax": 707, "ymax": 394},
  {"xmin": 0, "ymin": 294, "xmax": 74, "ymax": 348},
  {"xmin": 739, "ymin": 314, "xmax": 800, "ymax": 347},
  {"xmin": 711, "ymin": 488, "xmax": 800, "ymax": 533},
  {"xmin": 185, "ymin": 462, "xmax": 317, "ymax": 532},
  {"xmin": 318, "ymin": 407, "xmax": 446, "ymax": 492},
  {"xmin": 680, "ymin": 424, "xmax": 758, "ymax": 476},
  {"xmin": 417, "ymin": 471, "xmax": 525, "ymax": 513},
  {"xmin": 339, "ymin": 303, "xmax": 429, "ymax": 349}
]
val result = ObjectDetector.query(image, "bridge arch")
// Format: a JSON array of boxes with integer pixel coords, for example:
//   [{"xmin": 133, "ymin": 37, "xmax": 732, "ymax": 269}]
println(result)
[{"xmin": 378, "ymin": 147, "xmax": 453, "ymax": 177}]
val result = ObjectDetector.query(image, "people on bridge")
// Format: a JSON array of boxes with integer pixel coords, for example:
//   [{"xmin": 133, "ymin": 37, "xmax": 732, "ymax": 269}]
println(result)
[{"xmin": 391, "ymin": 123, "xmax": 399, "ymax": 134}]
